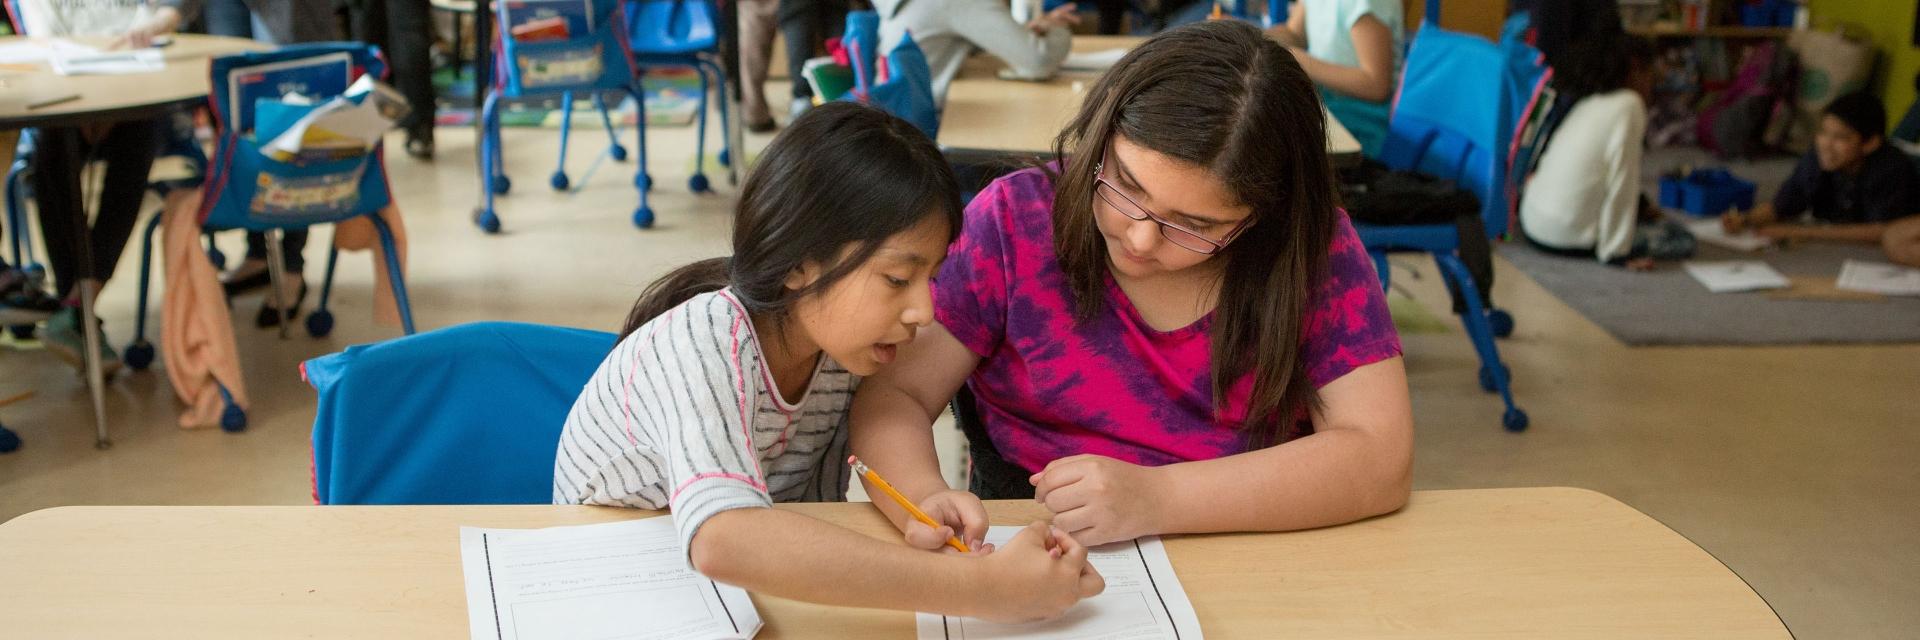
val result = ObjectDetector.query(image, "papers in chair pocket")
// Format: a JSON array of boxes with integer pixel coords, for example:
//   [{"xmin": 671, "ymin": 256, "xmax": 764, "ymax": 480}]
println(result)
[
  {"xmin": 1684, "ymin": 260, "xmax": 1790, "ymax": 293},
  {"xmin": 459, "ymin": 517, "xmax": 762, "ymax": 640},
  {"xmin": 1836, "ymin": 260, "xmax": 1920, "ymax": 296},
  {"xmin": 917, "ymin": 526, "xmax": 1204, "ymax": 640}
]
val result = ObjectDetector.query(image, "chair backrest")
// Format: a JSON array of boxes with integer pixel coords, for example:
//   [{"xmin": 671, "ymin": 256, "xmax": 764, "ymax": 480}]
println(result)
[
  {"xmin": 624, "ymin": 0, "xmax": 718, "ymax": 55},
  {"xmin": 496, "ymin": 0, "xmax": 635, "ymax": 95},
  {"xmin": 1381, "ymin": 22, "xmax": 1513, "ymax": 237},
  {"xmin": 306, "ymin": 321, "xmax": 617, "ymax": 505},
  {"xmin": 200, "ymin": 43, "xmax": 393, "ymax": 231}
]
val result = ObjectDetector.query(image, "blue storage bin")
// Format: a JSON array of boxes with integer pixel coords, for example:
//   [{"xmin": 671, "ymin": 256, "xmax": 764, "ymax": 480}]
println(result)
[{"xmin": 1660, "ymin": 169, "xmax": 1756, "ymax": 216}]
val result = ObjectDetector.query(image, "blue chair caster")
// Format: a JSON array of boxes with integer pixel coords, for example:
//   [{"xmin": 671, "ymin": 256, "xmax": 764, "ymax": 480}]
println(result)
[
  {"xmin": 306, "ymin": 309, "xmax": 334, "ymax": 338},
  {"xmin": 490, "ymin": 175, "xmax": 512, "ymax": 195},
  {"xmin": 1503, "ymin": 408, "xmax": 1529, "ymax": 432},
  {"xmin": 474, "ymin": 208, "xmax": 501, "ymax": 234},
  {"xmin": 689, "ymin": 174, "xmax": 710, "ymax": 193},
  {"xmin": 634, "ymin": 172, "xmax": 653, "ymax": 192},
  {"xmin": 207, "ymin": 247, "xmax": 227, "ymax": 270},
  {"xmin": 633, "ymin": 206, "xmax": 655, "ymax": 229},
  {"xmin": 718, "ymin": 149, "xmax": 730, "ymax": 168},
  {"xmin": 1489, "ymin": 309, "xmax": 1514, "ymax": 338},
  {"xmin": 124, "ymin": 341, "xmax": 155, "ymax": 371},
  {"xmin": 221, "ymin": 404, "xmax": 247, "ymax": 433},
  {"xmin": 9, "ymin": 324, "xmax": 34, "ymax": 340},
  {"xmin": 550, "ymin": 172, "xmax": 570, "ymax": 191},
  {"xmin": 1478, "ymin": 364, "xmax": 1507, "ymax": 393},
  {"xmin": 610, "ymin": 145, "xmax": 628, "ymax": 162},
  {"xmin": 0, "ymin": 424, "xmax": 20, "ymax": 453}
]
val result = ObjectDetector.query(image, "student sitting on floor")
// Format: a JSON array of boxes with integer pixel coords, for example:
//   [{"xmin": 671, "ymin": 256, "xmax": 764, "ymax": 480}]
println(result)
[
  {"xmin": 1265, "ymin": 0, "xmax": 1405, "ymax": 158},
  {"xmin": 1518, "ymin": 35, "xmax": 1688, "ymax": 270},
  {"xmin": 552, "ymin": 103, "xmax": 1103, "ymax": 623},
  {"xmin": 1723, "ymin": 92, "xmax": 1920, "ymax": 267},
  {"xmin": 873, "ymin": 0, "xmax": 1079, "ymax": 107}
]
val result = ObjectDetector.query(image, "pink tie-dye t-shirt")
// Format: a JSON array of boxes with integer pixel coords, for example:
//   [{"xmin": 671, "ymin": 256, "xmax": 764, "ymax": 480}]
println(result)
[{"xmin": 933, "ymin": 168, "xmax": 1402, "ymax": 473}]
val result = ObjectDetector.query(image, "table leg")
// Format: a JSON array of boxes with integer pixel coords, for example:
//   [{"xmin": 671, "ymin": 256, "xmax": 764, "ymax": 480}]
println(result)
[{"xmin": 78, "ymin": 279, "xmax": 110, "ymax": 449}]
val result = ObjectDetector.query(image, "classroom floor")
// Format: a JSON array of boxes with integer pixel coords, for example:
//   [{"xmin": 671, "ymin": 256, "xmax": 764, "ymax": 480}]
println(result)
[{"xmin": 1, "ymin": 110, "xmax": 1913, "ymax": 638}]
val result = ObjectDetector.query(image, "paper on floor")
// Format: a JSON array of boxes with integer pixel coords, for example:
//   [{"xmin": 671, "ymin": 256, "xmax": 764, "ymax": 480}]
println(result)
[
  {"xmin": 459, "ymin": 517, "xmax": 762, "ymax": 640},
  {"xmin": 1684, "ymin": 260, "xmax": 1790, "ymax": 293},
  {"xmin": 1684, "ymin": 218, "xmax": 1774, "ymax": 252},
  {"xmin": 917, "ymin": 526, "xmax": 1204, "ymax": 640},
  {"xmin": 1836, "ymin": 259, "xmax": 1920, "ymax": 296}
]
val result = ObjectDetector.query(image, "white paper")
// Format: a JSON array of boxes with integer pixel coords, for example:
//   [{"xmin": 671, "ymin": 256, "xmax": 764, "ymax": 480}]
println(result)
[
  {"xmin": 260, "ymin": 77, "xmax": 405, "ymax": 162},
  {"xmin": 49, "ymin": 49, "xmax": 162, "ymax": 75},
  {"xmin": 917, "ymin": 527, "xmax": 1204, "ymax": 640},
  {"xmin": 459, "ymin": 517, "xmax": 762, "ymax": 640},
  {"xmin": 1684, "ymin": 218, "xmax": 1774, "ymax": 252},
  {"xmin": 0, "ymin": 39, "xmax": 99, "ymax": 64},
  {"xmin": 1684, "ymin": 260, "xmax": 1790, "ymax": 293},
  {"xmin": 1836, "ymin": 259, "xmax": 1920, "ymax": 296},
  {"xmin": 1063, "ymin": 48, "xmax": 1129, "ymax": 72}
]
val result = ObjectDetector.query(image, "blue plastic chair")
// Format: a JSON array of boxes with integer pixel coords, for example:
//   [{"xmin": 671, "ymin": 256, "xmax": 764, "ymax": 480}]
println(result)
[
  {"xmin": 129, "ymin": 43, "xmax": 416, "ymax": 346},
  {"xmin": 617, "ymin": 0, "xmax": 734, "ymax": 228},
  {"xmin": 1358, "ymin": 22, "xmax": 1528, "ymax": 432},
  {"xmin": 306, "ymin": 321, "xmax": 616, "ymax": 504},
  {"xmin": 840, "ymin": 12, "xmax": 940, "ymax": 139},
  {"xmin": 475, "ymin": 0, "xmax": 644, "ymax": 233}
]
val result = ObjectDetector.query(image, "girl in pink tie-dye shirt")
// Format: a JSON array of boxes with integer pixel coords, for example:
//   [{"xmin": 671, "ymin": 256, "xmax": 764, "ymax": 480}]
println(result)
[{"xmin": 851, "ymin": 20, "xmax": 1412, "ymax": 551}]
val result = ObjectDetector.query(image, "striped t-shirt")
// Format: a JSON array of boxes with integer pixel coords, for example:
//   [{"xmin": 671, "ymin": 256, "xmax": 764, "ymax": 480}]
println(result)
[{"xmin": 553, "ymin": 289, "xmax": 858, "ymax": 562}]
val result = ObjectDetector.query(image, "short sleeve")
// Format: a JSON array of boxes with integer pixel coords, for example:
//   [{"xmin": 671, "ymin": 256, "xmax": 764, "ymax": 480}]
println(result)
[
  {"xmin": 932, "ymin": 178, "xmax": 1018, "ymax": 358},
  {"xmin": 648, "ymin": 297, "xmax": 775, "ymax": 564},
  {"xmin": 1346, "ymin": 0, "xmax": 1404, "ymax": 33},
  {"xmin": 1301, "ymin": 214, "xmax": 1403, "ymax": 387}
]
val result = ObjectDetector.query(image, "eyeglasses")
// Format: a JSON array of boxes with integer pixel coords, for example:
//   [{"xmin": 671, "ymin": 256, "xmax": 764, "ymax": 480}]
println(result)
[{"xmin": 1093, "ymin": 161, "xmax": 1252, "ymax": 255}]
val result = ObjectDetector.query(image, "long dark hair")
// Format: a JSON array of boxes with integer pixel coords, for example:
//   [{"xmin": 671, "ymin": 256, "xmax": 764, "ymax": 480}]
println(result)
[
  {"xmin": 1050, "ymin": 20, "xmax": 1338, "ymax": 449},
  {"xmin": 621, "ymin": 102, "xmax": 963, "ymax": 339},
  {"xmin": 1556, "ymin": 34, "xmax": 1655, "ymax": 103}
]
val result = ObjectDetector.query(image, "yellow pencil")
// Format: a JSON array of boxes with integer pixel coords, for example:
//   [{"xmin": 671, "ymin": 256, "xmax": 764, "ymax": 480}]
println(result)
[{"xmin": 848, "ymin": 455, "xmax": 971, "ymax": 553}]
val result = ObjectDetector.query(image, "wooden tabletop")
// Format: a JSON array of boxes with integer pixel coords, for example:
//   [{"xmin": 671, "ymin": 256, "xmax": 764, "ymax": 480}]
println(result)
[
  {"xmin": 938, "ymin": 35, "xmax": 1362, "ymax": 158},
  {"xmin": 0, "ymin": 34, "xmax": 268, "ymax": 129},
  {"xmin": 0, "ymin": 487, "xmax": 1785, "ymax": 638}
]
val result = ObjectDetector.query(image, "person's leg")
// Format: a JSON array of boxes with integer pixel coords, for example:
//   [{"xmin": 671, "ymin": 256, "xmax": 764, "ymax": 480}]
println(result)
[
  {"xmin": 778, "ymin": 0, "xmax": 820, "ymax": 110},
  {"xmin": 1883, "ymin": 215, "xmax": 1920, "ymax": 267},
  {"xmin": 739, "ymin": 0, "xmax": 778, "ymax": 130},
  {"xmin": 29, "ymin": 128, "xmax": 87, "ymax": 301},
  {"xmin": 202, "ymin": 0, "xmax": 256, "ymax": 38},
  {"xmin": 1095, "ymin": 0, "xmax": 1127, "ymax": 34},
  {"xmin": 384, "ymin": 0, "xmax": 438, "ymax": 157},
  {"xmin": 84, "ymin": 119, "xmax": 161, "ymax": 288}
]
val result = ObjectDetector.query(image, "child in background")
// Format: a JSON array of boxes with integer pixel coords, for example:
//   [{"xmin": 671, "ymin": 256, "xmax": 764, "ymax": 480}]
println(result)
[
  {"xmin": 874, "ymin": 0, "xmax": 1079, "ymax": 107},
  {"xmin": 552, "ymin": 102, "xmax": 1104, "ymax": 623},
  {"xmin": 1266, "ymin": 0, "xmax": 1404, "ymax": 158},
  {"xmin": 1724, "ymin": 92, "xmax": 1920, "ymax": 267},
  {"xmin": 16, "ymin": 0, "xmax": 189, "ymax": 374}
]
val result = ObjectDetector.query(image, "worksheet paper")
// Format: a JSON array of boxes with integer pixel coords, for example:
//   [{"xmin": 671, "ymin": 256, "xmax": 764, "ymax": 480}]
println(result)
[
  {"xmin": 459, "ymin": 517, "xmax": 762, "ymax": 640},
  {"xmin": 1836, "ymin": 259, "xmax": 1920, "ymax": 296},
  {"xmin": 1684, "ymin": 218, "xmax": 1774, "ymax": 252},
  {"xmin": 1684, "ymin": 260, "xmax": 1790, "ymax": 293},
  {"xmin": 917, "ymin": 527, "xmax": 1203, "ymax": 640},
  {"xmin": 49, "ymin": 49, "xmax": 163, "ymax": 75}
]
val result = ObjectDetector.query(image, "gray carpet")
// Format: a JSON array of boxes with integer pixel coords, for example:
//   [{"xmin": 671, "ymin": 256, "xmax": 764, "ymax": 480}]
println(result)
[{"xmin": 1497, "ymin": 240, "xmax": 1920, "ymax": 346}]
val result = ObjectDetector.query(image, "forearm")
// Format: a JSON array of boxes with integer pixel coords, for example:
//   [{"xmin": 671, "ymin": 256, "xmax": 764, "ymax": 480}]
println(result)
[
  {"xmin": 1294, "ymin": 53, "xmax": 1393, "ymax": 103},
  {"xmin": 849, "ymin": 383, "xmax": 952, "ymax": 531},
  {"xmin": 691, "ymin": 508, "xmax": 986, "ymax": 616},
  {"xmin": 1153, "ymin": 426, "xmax": 1412, "ymax": 534},
  {"xmin": 1763, "ymin": 221, "xmax": 1889, "ymax": 243}
]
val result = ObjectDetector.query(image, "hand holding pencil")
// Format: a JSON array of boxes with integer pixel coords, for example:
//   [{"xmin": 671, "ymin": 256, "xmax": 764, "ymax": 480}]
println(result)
[{"xmin": 849, "ymin": 455, "xmax": 989, "ymax": 553}]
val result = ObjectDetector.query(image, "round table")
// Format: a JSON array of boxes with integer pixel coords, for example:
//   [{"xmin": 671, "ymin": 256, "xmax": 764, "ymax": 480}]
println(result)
[{"xmin": 0, "ymin": 34, "xmax": 268, "ymax": 449}]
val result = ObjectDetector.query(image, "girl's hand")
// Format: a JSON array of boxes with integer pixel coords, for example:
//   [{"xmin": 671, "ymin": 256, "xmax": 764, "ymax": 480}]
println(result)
[
  {"xmin": 1029, "ymin": 455, "xmax": 1169, "ymax": 546},
  {"xmin": 968, "ymin": 522, "xmax": 1105, "ymax": 623},
  {"xmin": 903, "ymin": 489, "xmax": 992, "ymax": 553},
  {"xmin": 1027, "ymin": 4, "xmax": 1081, "ymax": 35},
  {"xmin": 114, "ymin": 7, "xmax": 180, "ymax": 49}
]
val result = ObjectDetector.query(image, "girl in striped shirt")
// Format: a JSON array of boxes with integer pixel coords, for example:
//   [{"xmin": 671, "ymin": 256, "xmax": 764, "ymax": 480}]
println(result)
[{"xmin": 553, "ymin": 102, "xmax": 1103, "ymax": 623}]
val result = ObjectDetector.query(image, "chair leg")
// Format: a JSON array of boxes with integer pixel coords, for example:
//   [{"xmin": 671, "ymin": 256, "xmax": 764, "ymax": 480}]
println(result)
[
  {"xmin": 263, "ymin": 228, "xmax": 292, "ymax": 340},
  {"xmin": 595, "ymin": 91, "xmax": 627, "ymax": 161},
  {"xmin": 688, "ymin": 66, "xmax": 711, "ymax": 194},
  {"xmin": 706, "ymin": 58, "xmax": 732, "ymax": 172},
  {"xmin": 474, "ymin": 90, "xmax": 502, "ymax": 233},
  {"xmin": 1432, "ymin": 251, "xmax": 1527, "ymax": 432},
  {"xmin": 629, "ymin": 83, "xmax": 654, "ymax": 229},
  {"xmin": 5, "ymin": 159, "xmax": 27, "ymax": 268},
  {"xmin": 368, "ymin": 214, "xmax": 416, "ymax": 335},
  {"xmin": 1369, "ymin": 249, "xmax": 1391, "ymax": 291},
  {"xmin": 124, "ymin": 211, "xmax": 164, "ymax": 370},
  {"xmin": 552, "ymin": 90, "xmax": 574, "ymax": 191}
]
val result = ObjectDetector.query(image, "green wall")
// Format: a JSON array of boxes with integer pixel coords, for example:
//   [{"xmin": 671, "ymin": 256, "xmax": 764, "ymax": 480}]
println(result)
[{"xmin": 1806, "ymin": 0, "xmax": 1920, "ymax": 129}]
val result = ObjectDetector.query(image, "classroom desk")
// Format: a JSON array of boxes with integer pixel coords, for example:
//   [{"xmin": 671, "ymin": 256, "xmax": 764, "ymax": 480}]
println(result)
[
  {"xmin": 938, "ymin": 35, "xmax": 1363, "ymax": 162},
  {"xmin": 0, "ymin": 34, "xmax": 268, "ymax": 451},
  {"xmin": 0, "ymin": 487, "xmax": 1787, "ymax": 638}
]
